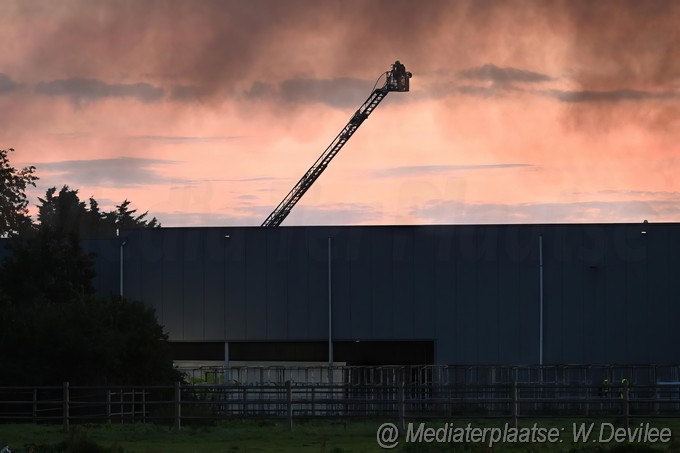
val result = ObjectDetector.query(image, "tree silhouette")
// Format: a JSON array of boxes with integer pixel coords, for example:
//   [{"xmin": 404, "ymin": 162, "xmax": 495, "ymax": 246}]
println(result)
[
  {"xmin": 0, "ymin": 148, "xmax": 38, "ymax": 237},
  {"xmin": 37, "ymin": 186, "xmax": 159, "ymax": 238},
  {"xmin": 0, "ymin": 226, "xmax": 96, "ymax": 306},
  {"xmin": 113, "ymin": 199, "xmax": 160, "ymax": 230},
  {"xmin": 0, "ymin": 149, "xmax": 176, "ymax": 385}
]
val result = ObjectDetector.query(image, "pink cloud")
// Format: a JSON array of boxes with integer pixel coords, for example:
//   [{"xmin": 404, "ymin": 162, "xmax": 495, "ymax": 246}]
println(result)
[{"xmin": 0, "ymin": 0, "xmax": 678, "ymax": 226}]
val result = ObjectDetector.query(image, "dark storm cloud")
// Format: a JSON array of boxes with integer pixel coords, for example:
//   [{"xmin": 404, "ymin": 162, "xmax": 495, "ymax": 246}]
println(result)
[
  {"xmin": 453, "ymin": 79, "xmax": 679, "ymax": 104},
  {"xmin": 455, "ymin": 85, "xmax": 513, "ymax": 98},
  {"xmin": 35, "ymin": 78, "xmax": 164, "ymax": 104},
  {"xmin": 459, "ymin": 64, "xmax": 553, "ymax": 84},
  {"xmin": 11, "ymin": 2, "xmax": 678, "ymax": 91},
  {"xmin": 558, "ymin": 0, "xmax": 680, "ymax": 129},
  {"xmin": 169, "ymin": 85, "xmax": 206, "ymax": 101},
  {"xmin": 453, "ymin": 84, "xmax": 680, "ymax": 103},
  {"xmin": 453, "ymin": 64, "xmax": 680, "ymax": 103},
  {"xmin": 39, "ymin": 157, "xmax": 180, "ymax": 187},
  {"xmin": 0, "ymin": 74, "xmax": 21, "ymax": 93},
  {"xmin": 373, "ymin": 164, "xmax": 532, "ymax": 178},
  {"xmin": 563, "ymin": 0, "xmax": 680, "ymax": 90},
  {"xmin": 6, "ymin": 0, "xmax": 476, "ymax": 100},
  {"xmin": 545, "ymin": 88, "xmax": 680, "ymax": 103},
  {"xmin": 244, "ymin": 77, "xmax": 373, "ymax": 108},
  {"xmin": 280, "ymin": 77, "xmax": 373, "ymax": 107},
  {"xmin": 452, "ymin": 63, "xmax": 552, "ymax": 99},
  {"xmin": 6, "ymin": 0, "xmax": 679, "ymax": 126}
]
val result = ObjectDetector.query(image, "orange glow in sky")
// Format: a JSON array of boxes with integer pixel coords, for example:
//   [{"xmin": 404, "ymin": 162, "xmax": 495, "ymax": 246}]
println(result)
[{"xmin": 1, "ymin": 0, "xmax": 678, "ymax": 226}]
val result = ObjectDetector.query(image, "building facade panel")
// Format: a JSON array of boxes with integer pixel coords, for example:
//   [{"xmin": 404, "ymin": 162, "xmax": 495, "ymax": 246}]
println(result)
[
  {"xmin": 330, "ymin": 233, "xmax": 353, "ymax": 340},
  {"xmin": 160, "ymin": 229, "xmax": 184, "ymax": 338},
  {"xmin": 412, "ymin": 229, "xmax": 436, "ymax": 338},
  {"xmin": 602, "ymin": 225, "xmax": 629, "ymax": 363},
  {"xmin": 305, "ymin": 231, "xmax": 331, "ymax": 340},
  {"xmin": 182, "ymin": 229, "xmax": 205, "ymax": 340},
  {"xmin": 559, "ymin": 226, "xmax": 585, "ymax": 363},
  {"xmin": 3, "ymin": 222, "xmax": 678, "ymax": 365},
  {"xmin": 432, "ymin": 228, "xmax": 457, "ymax": 363},
  {"xmin": 369, "ymin": 229, "xmax": 394, "ymax": 339},
  {"xmin": 646, "ymin": 225, "xmax": 670, "ymax": 364},
  {"xmin": 496, "ymin": 227, "xmax": 522, "ymax": 364},
  {"xmin": 286, "ymin": 228, "xmax": 311, "ymax": 340},
  {"xmin": 454, "ymin": 227, "xmax": 478, "ymax": 363},
  {"xmin": 477, "ymin": 229, "xmax": 500, "ymax": 363},
  {"xmin": 265, "ymin": 228, "xmax": 289, "ymax": 340},
  {"xmin": 203, "ymin": 229, "xmax": 226, "ymax": 340},
  {"xmin": 348, "ymin": 228, "xmax": 373, "ymax": 339},
  {"xmin": 392, "ymin": 229, "xmax": 415, "ymax": 339},
  {"xmin": 83, "ymin": 238, "xmax": 120, "ymax": 300},
  {"xmin": 244, "ymin": 228, "xmax": 267, "ymax": 339},
  {"xmin": 541, "ymin": 225, "xmax": 564, "ymax": 364}
]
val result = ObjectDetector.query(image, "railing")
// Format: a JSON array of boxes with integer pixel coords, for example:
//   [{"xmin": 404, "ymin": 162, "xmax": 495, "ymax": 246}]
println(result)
[
  {"xmin": 1, "ymin": 381, "xmax": 680, "ymax": 432},
  {"xmin": 178, "ymin": 364, "xmax": 680, "ymax": 387}
]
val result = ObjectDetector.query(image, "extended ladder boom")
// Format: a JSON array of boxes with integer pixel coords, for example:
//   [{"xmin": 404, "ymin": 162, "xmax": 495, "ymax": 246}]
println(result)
[{"xmin": 262, "ymin": 61, "xmax": 411, "ymax": 227}]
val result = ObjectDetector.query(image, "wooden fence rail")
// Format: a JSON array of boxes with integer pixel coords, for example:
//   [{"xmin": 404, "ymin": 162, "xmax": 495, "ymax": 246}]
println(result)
[{"xmin": 1, "ymin": 382, "xmax": 679, "ymax": 432}]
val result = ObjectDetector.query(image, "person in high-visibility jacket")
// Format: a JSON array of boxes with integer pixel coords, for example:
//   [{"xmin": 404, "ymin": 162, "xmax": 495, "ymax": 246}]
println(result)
[
  {"xmin": 599, "ymin": 379, "xmax": 610, "ymax": 398},
  {"xmin": 619, "ymin": 378, "xmax": 628, "ymax": 399}
]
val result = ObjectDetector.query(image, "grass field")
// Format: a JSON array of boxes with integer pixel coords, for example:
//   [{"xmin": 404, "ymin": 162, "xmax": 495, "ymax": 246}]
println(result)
[{"xmin": 1, "ymin": 419, "xmax": 679, "ymax": 452}]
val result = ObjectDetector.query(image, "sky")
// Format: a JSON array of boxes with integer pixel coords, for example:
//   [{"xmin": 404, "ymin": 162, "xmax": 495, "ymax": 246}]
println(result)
[{"xmin": 1, "ymin": 0, "xmax": 678, "ymax": 227}]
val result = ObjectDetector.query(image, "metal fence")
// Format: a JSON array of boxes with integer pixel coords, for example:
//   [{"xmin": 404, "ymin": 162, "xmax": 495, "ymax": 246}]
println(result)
[
  {"xmin": 1, "ymin": 380, "xmax": 680, "ymax": 432},
  {"xmin": 178, "ymin": 364, "xmax": 680, "ymax": 387}
]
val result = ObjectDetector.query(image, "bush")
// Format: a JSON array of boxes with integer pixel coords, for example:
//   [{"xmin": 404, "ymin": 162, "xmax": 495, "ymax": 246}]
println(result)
[
  {"xmin": 0, "ymin": 295, "xmax": 180, "ymax": 386},
  {"xmin": 26, "ymin": 429, "xmax": 125, "ymax": 453}
]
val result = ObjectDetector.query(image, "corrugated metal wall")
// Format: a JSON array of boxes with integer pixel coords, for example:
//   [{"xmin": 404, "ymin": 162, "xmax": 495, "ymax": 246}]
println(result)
[
  {"xmin": 3, "ymin": 223, "xmax": 678, "ymax": 365},
  {"xmin": 110, "ymin": 223, "xmax": 680, "ymax": 365}
]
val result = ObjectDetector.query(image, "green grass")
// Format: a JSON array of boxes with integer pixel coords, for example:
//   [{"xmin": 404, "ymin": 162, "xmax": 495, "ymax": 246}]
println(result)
[
  {"xmin": 1, "ymin": 420, "xmax": 375, "ymax": 453},
  {"xmin": 1, "ymin": 419, "xmax": 679, "ymax": 453}
]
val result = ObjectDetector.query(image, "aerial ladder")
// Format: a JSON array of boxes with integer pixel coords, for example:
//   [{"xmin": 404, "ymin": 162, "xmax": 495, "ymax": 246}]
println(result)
[{"xmin": 261, "ymin": 61, "xmax": 412, "ymax": 227}]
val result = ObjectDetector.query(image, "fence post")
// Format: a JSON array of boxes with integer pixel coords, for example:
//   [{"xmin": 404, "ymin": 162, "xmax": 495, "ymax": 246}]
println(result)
[
  {"xmin": 142, "ymin": 389, "xmax": 146, "ymax": 424},
  {"xmin": 32, "ymin": 388, "xmax": 37, "ymax": 423},
  {"xmin": 173, "ymin": 381, "xmax": 181, "ymax": 432},
  {"xmin": 286, "ymin": 380, "xmax": 293, "ymax": 432},
  {"xmin": 243, "ymin": 387, "xmax": 248, "ymax": 416},
  {"xmin": 447, "ymin": 384, "xmax": 453, "ymax": 417},
  {"xmin": 512, "ymin": 381, "xmax": 519, "ymax": 429},
  {"xmin": 654, "ymin": 384, "xmax": 659, "ymax": 416},
  {"xmin": 623, "ymin": 381, "xmax": 630, "ymax": 430},
  {"xmin": 131, "ymin": 388, "xmax": 136, "ymax": 423},
  {"xmin": 398, "ymin": 377, "xmax": 405, "ymax": 431},
  {"xmin": 63, "ymin": 382, "xmax": 70, "ymax": 433},
  {"xmin": 311, "ymin": 386, "xmax": 316, "ymax": 417},
  {"xmin": 106, "ymin": 389, "xmax": 111, "ymax": 424}
]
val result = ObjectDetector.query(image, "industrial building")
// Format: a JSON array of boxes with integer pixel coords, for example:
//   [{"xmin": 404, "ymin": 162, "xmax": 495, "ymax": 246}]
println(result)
[
  {"xmin": 65, "ymin": 221, "xmax": 679, "ymax": 367},
  {"xmin": 2, "ymin": 64, "xmax": 676, "ymax": 370}
]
